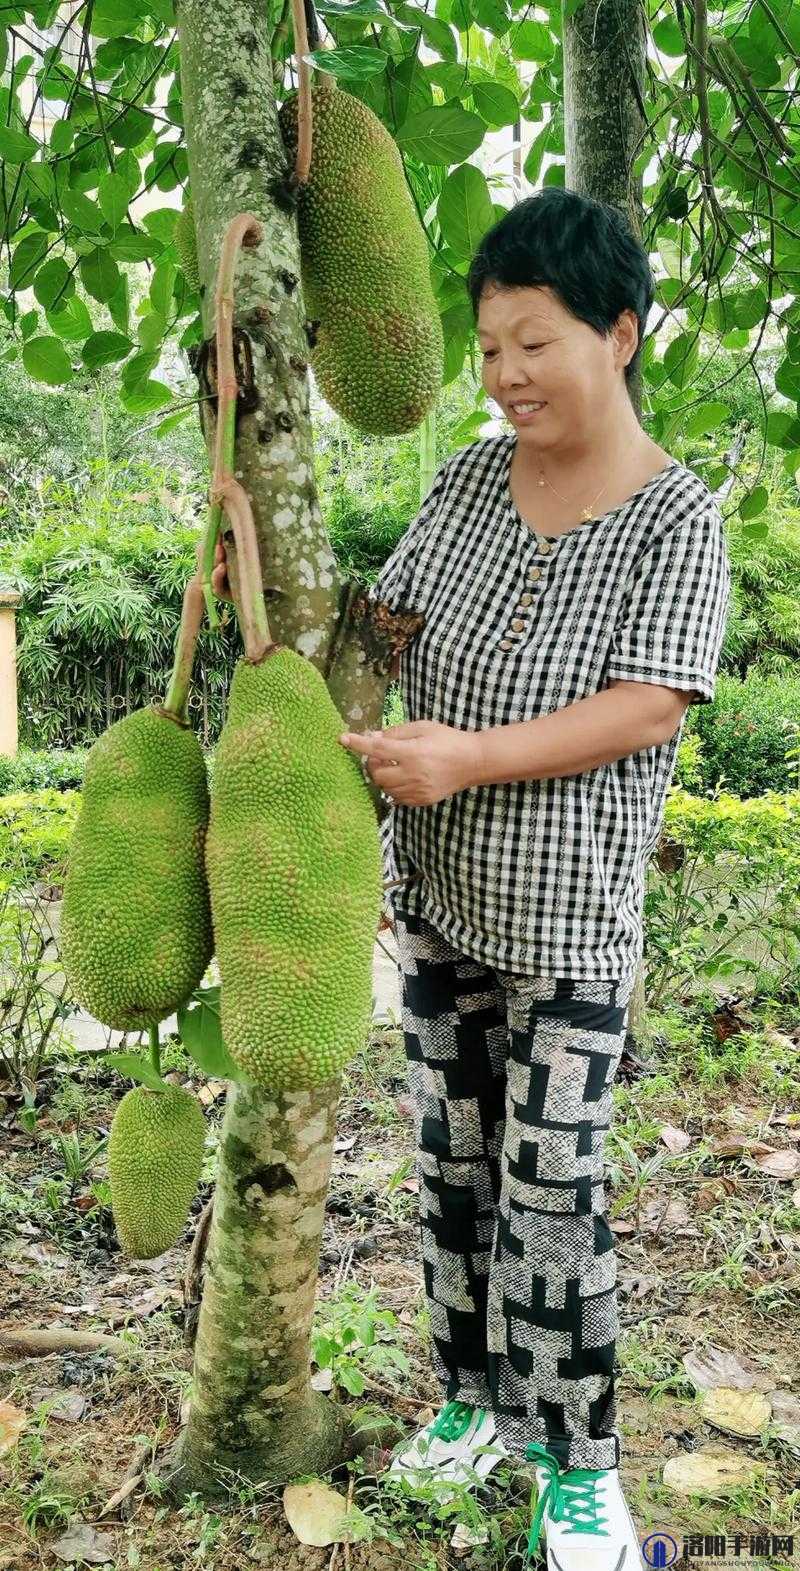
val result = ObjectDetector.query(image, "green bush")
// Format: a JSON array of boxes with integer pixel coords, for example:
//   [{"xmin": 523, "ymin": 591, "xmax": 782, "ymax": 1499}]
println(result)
[
  {"xmin": 686, "ymin": 672, "xmax": 800, "ymax": 796},
  {"xmin": 0, "ymin": 748, "xmax": 88, "ymax": 794},
  {"xmin": 0, "ymin": 790, "xmax": 80, "ymax": 886}
]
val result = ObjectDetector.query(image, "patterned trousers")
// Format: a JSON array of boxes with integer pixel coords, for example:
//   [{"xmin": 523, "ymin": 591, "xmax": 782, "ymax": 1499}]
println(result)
[{"xmin": 392, "ymin": 905, "xmax": 635, "ymax": 1472}]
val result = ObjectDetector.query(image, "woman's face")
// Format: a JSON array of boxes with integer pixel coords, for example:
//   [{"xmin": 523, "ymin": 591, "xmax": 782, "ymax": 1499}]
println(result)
[{"xmin": 477, "ymin": 283, "xmax": 637, "ymax": 452}]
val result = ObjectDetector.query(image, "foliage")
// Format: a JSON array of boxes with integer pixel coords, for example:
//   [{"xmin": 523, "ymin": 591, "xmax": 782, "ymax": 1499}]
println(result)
[
  {"xmin": 645, "ymin": 788, "xmax": 800, "ymax": 1009},
  {"xmin": 310, "ymin": 1280, "xmax": 411, "ymax": 1398},
  {"xmin": 686, "ymin": 672, "xmax": 800, "ymax": 797},
  {"xmin": 0, "ymin": 0, "xmax": 795, "ymax": 540},
  {"xmin": 0, "ymin": 747, "xmax": 88, "ymax": 793},
  {"xmin": 721, "ymin": 491, "xmax": 800, "ymax": 677},
  {"xmin": 0, "ymin": 860, "xmax": 78, "ymax": 1097},
  {"xmin": 0, "ymin": 790, "xmax": 79, "ymax": 887}
]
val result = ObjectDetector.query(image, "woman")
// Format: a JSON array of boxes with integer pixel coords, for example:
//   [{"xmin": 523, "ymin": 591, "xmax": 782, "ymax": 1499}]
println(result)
[{"xmin": 337, "ymin": 188, "xmax": 731, "ymax": 1569}]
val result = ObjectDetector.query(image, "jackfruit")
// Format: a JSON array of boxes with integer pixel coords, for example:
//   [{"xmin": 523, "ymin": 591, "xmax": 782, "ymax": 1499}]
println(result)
[
  {"xmin": 61, "ymin": 707, "xmax": 213, "ymax": 1031},
  {"xmin": 278, "ymin": 83, "xmax": 443, "ymax": 436},
  {"xmin": 108, "ymin": 1084, "xmax": 206, "ymax": 1258},
  {"xmin": 205, "ymin": 648, "xmax": 383, "ymax": 1091},
  {"xmin": 175, "ymin": 197, "xmax": 200, "ymax": 292}
]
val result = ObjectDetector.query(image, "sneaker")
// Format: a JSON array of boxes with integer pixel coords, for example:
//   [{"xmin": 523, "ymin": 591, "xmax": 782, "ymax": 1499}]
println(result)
[
  {"xmin": 388, "ymin": 1398, "xmax": 508, "ymax": 1491},
  {"xmin": 525, "ymin": 1442, "xmax": 644, "ymax": 1568}
]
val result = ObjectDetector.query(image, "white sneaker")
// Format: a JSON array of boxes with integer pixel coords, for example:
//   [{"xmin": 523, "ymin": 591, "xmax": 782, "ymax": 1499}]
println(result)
[
  {"xmin": 388, "ymin": 1399, "xmax": 508, "ymax": 1493},
  {"xmin": 525, "ymin": 1442, "xmax": 644, "ymax": 1569}
]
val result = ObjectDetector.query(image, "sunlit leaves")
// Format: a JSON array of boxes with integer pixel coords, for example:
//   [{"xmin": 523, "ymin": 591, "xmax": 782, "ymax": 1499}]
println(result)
[{"xmin": 22, "ymin": 336, "xmax": 73, "ymax": 385}]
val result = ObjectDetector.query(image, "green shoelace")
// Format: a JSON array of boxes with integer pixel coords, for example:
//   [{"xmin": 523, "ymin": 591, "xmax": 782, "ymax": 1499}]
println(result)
[
  {"xmin": 429, "ymin": 1399, "xmax": 482, "ymax": 1444},
  {"xmin": 525, "ymin": 1442, "xmax": 610, "ymax": 1561}
]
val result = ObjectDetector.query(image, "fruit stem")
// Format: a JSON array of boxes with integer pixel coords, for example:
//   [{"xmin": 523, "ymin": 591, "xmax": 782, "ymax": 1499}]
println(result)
[
  {"xmin": 149, "ymin": 1023, "xmax": 161, "ymax": 1079},
  {"xmin": 163, "ymin": 568, "xmax": 204, "ymax": 722},
  {"xmin": 207, "ymin": 212, "xmax": 270, "ymax": 663}
]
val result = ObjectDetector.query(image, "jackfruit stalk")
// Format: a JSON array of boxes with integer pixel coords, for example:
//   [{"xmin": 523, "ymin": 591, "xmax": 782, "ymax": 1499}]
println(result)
[{"xmin": 278, "ymin": 82, "xmax": 444, "ymax": 435}]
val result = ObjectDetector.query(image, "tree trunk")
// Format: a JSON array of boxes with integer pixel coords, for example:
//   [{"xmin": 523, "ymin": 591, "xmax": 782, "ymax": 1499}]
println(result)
[
  {"xmin": 563, "ymin": 0, "xmax": 650, "ymax": 1042},
  {"xmin": 166, "ymin": 0, "xmax": 410, "ymax": 1497}
]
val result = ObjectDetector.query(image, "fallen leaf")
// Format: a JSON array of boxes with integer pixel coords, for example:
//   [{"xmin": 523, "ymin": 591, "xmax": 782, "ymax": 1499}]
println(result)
[
  {"xmin": 0, "ymin": 1401, "xmax": 26, "ymax": 1457},
  {"xmin": 283, "ymin": 1480, "xmax": 372, "ymax": 1547},
  {"xmin": 398, "ymin": 1176, "xmax": 419, "ymax": 1192},
  {"xmin": 793, "ymin": 1187, "xmax": 800, "ymax": 1207},
  {"xmin": 395, "ymin": 1097, "xmax": 415, "ymax": 1120},
  {"xmin": 700, "ymin": 1386, "xmax": 772, "ymax": 1437},
  {"xmin": 769, "ymin": 1391, "xmax": 800, "ymax": 1456},
  {"xmin": 682, "ymin": 1346, "xmax": 774, "ymax": 1394},
  {"xmin": 748, "ymin": 1148, "xmax": 800, "ymax": 1180},
  {"xmin": 710, "ymin": 1136, "xmax": 775, "ymax": 1158},
  {"xmin": 641, "ymin": 1194, "xmax": 690, "ymax": 1232},
  {"xmin": 663, "ymin": 1446, "xmax": 766, "ymax": 1498},
  {"xmin": 49, "ymin": 1522, "xmax": 116, "ymax": 1564},
  {"xmin": 659, "ymin": 1125, "xmax": 692, "ymax": 1153},
  {"xmin": 771, "ymin": 1112, "xmax": 800, "ymax": 1127},
  {"xmin": 333, "ymin": 1134, "xmax": 357, "ymax": 1153},
  {"xmin": 451, "ymin": 1520, "xmax": 490, "ymax": 1550},
  {"xmin": 32, "ymin": 1390, "xmax": 86, "ymax": 1423},
  {"xmin": 310, "ymin": 1367, "xmax": 334, "ymax": 1392},
  {"xmin": 609, "ymin": 1218, "xmax": 636, "ymax": 1235}
]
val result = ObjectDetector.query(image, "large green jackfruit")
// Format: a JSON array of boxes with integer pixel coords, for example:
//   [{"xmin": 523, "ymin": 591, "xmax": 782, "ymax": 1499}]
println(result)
[
  {"xmin": 108, "ymin": 1084, "xmax": 206, "ymax": 1258},
  {"xmin": 175, "ymin": 196, "xmax": 200, "ymax": 292},
  {"xmin": 278, "ymin": 83, "xmax": 444, "ymax": 436},
  {"xmin": 205, "ymin": 649, "xmax": 384, "ymax": 1091},
  {"xmin": 61, "ymin": 707, "xmax": 213, "ymax": 1031}
]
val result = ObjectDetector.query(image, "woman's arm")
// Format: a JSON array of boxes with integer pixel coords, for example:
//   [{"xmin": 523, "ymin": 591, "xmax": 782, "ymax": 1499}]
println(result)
[{"xmin": 340, "ymin": 683, "xmax": 693, "ymax": 807}]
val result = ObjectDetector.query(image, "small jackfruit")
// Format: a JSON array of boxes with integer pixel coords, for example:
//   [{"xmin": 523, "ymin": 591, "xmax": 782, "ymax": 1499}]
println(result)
[
  {"xmin": 61, "ymin": 707, "xmax": 213, "ymax": 1032},
  {"xmin": 175, "ymin": 197, "xmax": 200, "ymax": 292},
  {"xmin": 278, "ymin": 83, "xmax": 444, "ymax": 436},
  {"xmin": 108, "ymin": 1084, "xmax": 206, "ymax": 1258},
  {"xmin": 205, "ymin": 648, "xmax": 383, "ymax": 1091}
]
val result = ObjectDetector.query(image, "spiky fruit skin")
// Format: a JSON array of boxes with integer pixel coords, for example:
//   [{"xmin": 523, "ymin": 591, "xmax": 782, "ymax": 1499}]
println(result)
[
  {"xmin": 278, "ymin": 83, "xmax": 444, "ymax": 436},
  {"xmin": 61, "ymin": 707, "xmax": 213, "ymax": 1031},
  {"xmin": 205, "ymin": 650, "xmax": 384, "ymax": 1092},
  {"xmin": 175, "ymin": 198, "xmax": 200, "ymax": 292},
  {"xmin": 108, "ymin": 1084, "xmax": 206, "ymax": 1259}
]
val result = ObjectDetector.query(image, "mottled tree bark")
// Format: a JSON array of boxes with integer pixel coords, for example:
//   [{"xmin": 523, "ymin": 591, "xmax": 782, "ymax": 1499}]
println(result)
[
  {"xmin": 166, "ymin": 0, "xmax": 411, "ymax": 1496},
  {"xmin": 563, "ymin": 0, "xmax": 651, "ymax": 1044}
]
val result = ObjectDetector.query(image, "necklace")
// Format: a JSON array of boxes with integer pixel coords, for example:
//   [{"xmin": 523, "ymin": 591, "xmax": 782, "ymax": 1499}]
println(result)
[{"xmin": 536, "ymin": 461, "xmax": 609, "ymax": 522}]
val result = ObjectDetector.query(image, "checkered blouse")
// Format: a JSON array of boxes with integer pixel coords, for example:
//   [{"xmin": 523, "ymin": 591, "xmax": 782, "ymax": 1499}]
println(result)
[{"xmin": 369, "ymin": 433, "xmax": 731, "ymax": 981}]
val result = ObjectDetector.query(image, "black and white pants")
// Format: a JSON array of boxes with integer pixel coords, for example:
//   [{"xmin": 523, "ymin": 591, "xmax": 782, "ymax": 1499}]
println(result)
[{"xmin": 392, "ymin": 905, "xmax": 635, "ymax": 1472}]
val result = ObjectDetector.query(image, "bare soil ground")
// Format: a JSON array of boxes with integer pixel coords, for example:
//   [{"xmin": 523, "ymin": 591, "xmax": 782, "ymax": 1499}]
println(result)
[{"xmin": 1, "ymin": 991, "xmax": 799, "ymax": 1571}]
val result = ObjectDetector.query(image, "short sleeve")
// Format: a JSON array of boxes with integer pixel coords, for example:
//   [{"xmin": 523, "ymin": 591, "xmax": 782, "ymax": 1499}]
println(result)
[
  {"xmin": 366, "ymin": 454, "xmax": 456, "ymax": 613},
  {"xmin": 607, "ymin": 496, "xmax": 731, "ymax": 705}
]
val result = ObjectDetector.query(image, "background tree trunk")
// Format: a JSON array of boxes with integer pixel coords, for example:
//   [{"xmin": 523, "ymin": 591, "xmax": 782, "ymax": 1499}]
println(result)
[
  {"xmin": 563, "ymin": 0, "xmax": 651, "ymax": 1047},
  {"xmin": 165, "ymin": 0, "xmax": 403, "ymax": 1497}
]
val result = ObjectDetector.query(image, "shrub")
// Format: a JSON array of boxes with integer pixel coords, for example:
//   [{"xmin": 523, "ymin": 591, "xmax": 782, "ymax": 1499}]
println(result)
[
  {"xmin": 0, "ymin": 790, "xmax": 80, "ymax": 887},
  {"xmin": 686, "ymin": 672, "xmax": 800, "ymax": 797},
  {"xmin": 0, "ymin": 748, "xmax": 88, "ymax": 794}
]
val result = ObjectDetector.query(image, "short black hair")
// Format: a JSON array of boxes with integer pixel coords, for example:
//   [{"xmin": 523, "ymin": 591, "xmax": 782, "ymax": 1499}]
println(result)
[{"xmin": 466, "ymin": 187, "xmax": 655, "ymax": 390}]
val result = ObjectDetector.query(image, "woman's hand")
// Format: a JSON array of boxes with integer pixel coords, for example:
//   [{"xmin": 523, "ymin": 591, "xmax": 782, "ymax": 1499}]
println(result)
[{"xmin": 339, "ymin": 720, "xmax": 482, "ymax": 806}]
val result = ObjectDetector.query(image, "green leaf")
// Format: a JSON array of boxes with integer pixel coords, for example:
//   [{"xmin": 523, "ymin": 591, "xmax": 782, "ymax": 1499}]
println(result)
[
  {"xmin": 741, "ymin": 517, "xmax": 769, "ymax": 542},
  {"xmin": 437, "ymin": 163, "xmax": 494, "ymax": 259},
  {"xmin": 739, "ymin": 485, "xmax": 769, "ymax": 521},
  {"xmin": 178, "ymin": 989, "xmax": 243, "ymax": 1080},
  {"xmin": 109, "ymin": 229, "xmax": 162, "ymax": 262},
  {"xmin": 122, "ymin": 348, "xmax": 159, "ymax": 388},
  {"xmin": 766, "ymin": 409, "xmax": 800, "ymax": 449},
  {"xmin": 732, "ymin": 286, "xmax": 768, "ymax": 330},
  {"xmin": 111, "ymin": 107, "xmax": 153, "ymax": 149},
  {"xmin": 396, "ymin": 105, "xmax": 484, "ymax": 164},
  {"xmin": 98, "ymin": 170, "xmax": 130, "ymax": 231},
  {"xmin": 440, "ymin": 300, "xmax": 473, "ymax": 384},
  {"xmin": 775, "ymin": 358, "xmax": 800, "ymax": 400},
  {"xmin": 104, "ymin": 1051, "xmax": 170, "ymax": 1091},
  {"xmin": 33, "ymin": 256, "xmax": 74, "ymax": 310},
  {"xmin": 683, "ymin": 401, "xmax": 730, "ymax": 439},
  {"xmin": 48, "ymin": 119, "xmax": 74, "ymax": 155},
  {"xmin": 138, "ymin": 310, "xmax": 166, "ymax": 351},
  {"xmin": 22, "ymin": 335, "xmax": 73, "ymax": 385},
  {"xmin": 80, "ymin": 247, "xmax": 121, "ymax": 304},
  {"xmin": 652, "ymin": 16, "xmax": 685, "ymax": 55},
  {"xmin": 107, "ymin": 272, "xmax": 130, "ymax": 335},
  {"xmin": 81, "ymin": 330, "xmax": 133, "ymax": 369},
  {"xmin": 0, "ymin": 124, "xmax": 38, "ymax": 162},
  {"xmin": 509, "ymin": 19, "xmax": 554, "ymax": 61},
  {"xmin": 305, "ymin": 46, "xmax": 388, "ymax": 78},
  {"xmin": 10, "ymin": 230, "xmax": 49, "ymax": 291},
  {"xmin": 395, "ymin": 5, "xmax": 457, "ymax": 60},
  {"xmin": 46, "ymin": 295, "xmax": 93, "ymax": 341},
  {"xmin": 155, "ymin": 408, "xmax": 192, "ymax": 437},
  {"xmin": 120, "ymin": 378, "xmax": 173, "ymax": 414},
  {"xmin": 663, "ymin": 331, "xmax": 699, "ymax": 389},
  {"xmin": 61, "ymin": 188, "xmax": 105, "ymax": 233},
  {"xmin": 470, "ymin": 0, "xmax": 510, "ymax": 34},
  {"xmin": 89, "ymin": 0, "xmax": 149, "ymax": 39},
  {"xmin": 19, "ymin": 309, "xmax": 38, "ymax": 340},
  {"xmin": 471, "ymin": 78, "xmax": 518, "ymax": 127},
  {"xmin": 149, "ymin": 260, "xmax": 176, "ymax": 317}
]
